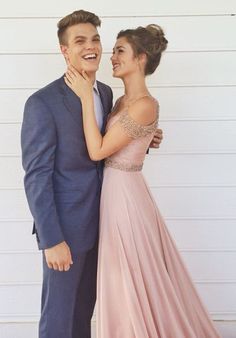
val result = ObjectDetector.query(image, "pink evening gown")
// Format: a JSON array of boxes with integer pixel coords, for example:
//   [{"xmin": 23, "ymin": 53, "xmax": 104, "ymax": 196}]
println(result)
[{"xmin": 96, "ymin": 97, "xmax": 221, "ymax": 338}]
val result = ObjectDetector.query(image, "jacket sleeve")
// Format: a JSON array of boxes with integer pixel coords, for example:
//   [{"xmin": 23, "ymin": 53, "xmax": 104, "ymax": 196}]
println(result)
[{"xmin": 21, "ymin": 94, "xmax": 65, "ymax": 249}]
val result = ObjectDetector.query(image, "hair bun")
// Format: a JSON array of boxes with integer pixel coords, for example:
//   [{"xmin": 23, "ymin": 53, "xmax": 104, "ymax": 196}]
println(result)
[
  {"xmin": 145, "ymin": 24, "xmax": 168, "ymax": 52},
  {"xmin": 117, "ymin": 23, "xmax": 168, "ymax": 75}
]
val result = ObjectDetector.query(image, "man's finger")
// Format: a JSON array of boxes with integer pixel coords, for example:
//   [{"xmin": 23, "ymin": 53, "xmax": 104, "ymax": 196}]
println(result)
[
  {"xmin": 58, "ymin": 264, "xmax": 64, "ymax": 272},
  {"xmin": 47, "ymin": 262, "xmax": 53, "ymax": 269},
  {"xmin": 154, "ymin": 134, "xmax": 163, "ymax": 141},
  {"xmin": 52, "ymin": 263, "xmax": 59, "ymax": 271},
  {"xmin": 149, "ymin": 141, "xmax": 160, "ymax": 148},
  {"xmin": 64, "ymin": 264, "xmax": 71, "ymax": 272}
]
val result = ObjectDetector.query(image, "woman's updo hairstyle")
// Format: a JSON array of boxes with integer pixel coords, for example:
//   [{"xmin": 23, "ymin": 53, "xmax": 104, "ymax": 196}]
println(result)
[{"xmin": 117, "ymin": 24, "xmax": 168, "ymax": 75}]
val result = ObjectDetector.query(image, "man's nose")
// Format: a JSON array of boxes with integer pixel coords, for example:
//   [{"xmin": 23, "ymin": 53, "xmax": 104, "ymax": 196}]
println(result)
[{"xmin": 85, "ymin": 41, "xmax": 95, "ymax": 49}]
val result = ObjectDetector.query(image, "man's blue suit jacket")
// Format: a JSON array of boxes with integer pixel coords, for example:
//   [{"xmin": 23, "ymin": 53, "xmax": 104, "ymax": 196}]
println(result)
[{"xmin": 21, "ymin": 76, "xmax": 113, "ymax": 254}]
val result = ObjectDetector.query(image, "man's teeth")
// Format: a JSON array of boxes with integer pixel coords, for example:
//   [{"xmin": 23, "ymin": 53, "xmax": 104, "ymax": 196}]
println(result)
[{"xmin": 83, "ymin": 54, "xmax": 97, "ymax": 60}]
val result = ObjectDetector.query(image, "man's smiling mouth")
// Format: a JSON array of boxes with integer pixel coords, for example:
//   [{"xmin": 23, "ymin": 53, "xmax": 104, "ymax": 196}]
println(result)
[{"xmin": 83, "ymin": 53, "xmax": 97, "ymax": 60}]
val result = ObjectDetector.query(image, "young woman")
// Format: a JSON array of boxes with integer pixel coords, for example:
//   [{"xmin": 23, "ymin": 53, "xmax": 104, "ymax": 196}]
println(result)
[{"xmin": 65, "ymin": 24, "xmax": 221, "ymax": 338}]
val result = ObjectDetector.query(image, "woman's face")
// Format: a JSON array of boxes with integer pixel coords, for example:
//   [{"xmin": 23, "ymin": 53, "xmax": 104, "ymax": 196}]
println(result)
[{"xmin": 111, "ymin": 37, "xmax": 141, "ymax": 79}]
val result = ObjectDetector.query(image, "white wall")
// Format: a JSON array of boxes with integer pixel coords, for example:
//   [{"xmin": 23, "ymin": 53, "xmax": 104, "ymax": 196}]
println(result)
[{"xmin": 0, "ymin": 1, "xmax": 236, "ymax": 337}]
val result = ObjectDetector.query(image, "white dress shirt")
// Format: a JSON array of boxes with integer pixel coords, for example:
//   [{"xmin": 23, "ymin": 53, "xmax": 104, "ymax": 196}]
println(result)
[{"xmin": 93, "ymin": 81, "xmax": 104, "ymax": 131}]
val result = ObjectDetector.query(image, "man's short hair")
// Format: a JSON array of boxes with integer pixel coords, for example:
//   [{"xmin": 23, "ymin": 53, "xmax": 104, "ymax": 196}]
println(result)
[{"xmin": 57, "ymin": 10, "xmax": 101, "ymax": 45}]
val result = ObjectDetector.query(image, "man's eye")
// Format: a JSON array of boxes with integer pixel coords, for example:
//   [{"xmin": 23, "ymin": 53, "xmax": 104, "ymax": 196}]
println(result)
[{"xmin": 76, "ymin": 40, "xmax": 84, "ymax": 44}]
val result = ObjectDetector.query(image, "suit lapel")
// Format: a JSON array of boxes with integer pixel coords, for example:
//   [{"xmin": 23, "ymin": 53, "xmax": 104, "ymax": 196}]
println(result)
[
  {"xmin": 59, "ymin": 76, "xmax": 83, "ymax": 125},
  {"xmin": 97, "ymin": 81, "xmax": 109, "ymax": 134},
  {"xmin": 59, "ymin": 76, "xmax": 110, "ymax": 133}
]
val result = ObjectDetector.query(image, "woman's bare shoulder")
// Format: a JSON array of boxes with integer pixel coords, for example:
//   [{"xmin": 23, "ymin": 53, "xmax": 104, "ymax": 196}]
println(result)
[{"xmin": 128, "ymin": 96, "xmax": 158, "ymax": 126}]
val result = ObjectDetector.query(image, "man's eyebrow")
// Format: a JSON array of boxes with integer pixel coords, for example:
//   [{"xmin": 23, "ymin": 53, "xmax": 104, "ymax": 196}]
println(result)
[
  {"xmin": 73, "ymin": 35, "xmax": 85, "ymax": 41},
  {"xmin": 73, "ymin": 34, "xmax": 100, "ymax": 40}
]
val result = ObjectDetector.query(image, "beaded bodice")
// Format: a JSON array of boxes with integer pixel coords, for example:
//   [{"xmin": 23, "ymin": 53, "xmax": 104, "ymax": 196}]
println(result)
[{"xmin": 104, "ymin": 97, "xmax": 159, "ymax": 172}]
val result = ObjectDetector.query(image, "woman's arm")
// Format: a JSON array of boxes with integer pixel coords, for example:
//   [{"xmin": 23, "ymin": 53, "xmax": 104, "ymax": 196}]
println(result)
[{"xmin": 65, "ymin": 66, "xmax": 157, "ymax": 161}]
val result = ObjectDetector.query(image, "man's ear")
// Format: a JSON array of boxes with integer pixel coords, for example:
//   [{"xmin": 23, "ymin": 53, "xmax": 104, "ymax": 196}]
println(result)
[{"xmin": 60, "ymin": 45, "xmax": 69, "ymax": 64}]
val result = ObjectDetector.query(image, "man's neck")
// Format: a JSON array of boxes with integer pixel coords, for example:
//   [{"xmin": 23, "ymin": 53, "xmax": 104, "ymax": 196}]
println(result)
[
  {"xmin": 85, "ymin": 71, "xmax": 96, "ymax": 85},
  {"xmin": 89, "ymin": 73, "xmax": 96, "ymax": 85}
]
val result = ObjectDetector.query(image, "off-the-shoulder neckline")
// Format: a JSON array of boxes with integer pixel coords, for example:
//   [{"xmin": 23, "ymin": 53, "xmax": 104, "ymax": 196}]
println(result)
[{"xmin": 110, "ymin": 95, "xmax": 158, "ymax": 124}]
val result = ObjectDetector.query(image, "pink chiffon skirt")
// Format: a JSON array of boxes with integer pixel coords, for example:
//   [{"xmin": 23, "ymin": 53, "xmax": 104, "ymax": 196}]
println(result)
[{"xmin": 96, "ymin": 167, "xmax": 221, "ymax": 338}]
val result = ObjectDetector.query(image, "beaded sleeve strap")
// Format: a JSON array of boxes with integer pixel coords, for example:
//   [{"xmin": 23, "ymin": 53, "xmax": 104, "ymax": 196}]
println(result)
[{"xmin": 118, "ymin": 111, "xmax": 158, "ymax": 139}]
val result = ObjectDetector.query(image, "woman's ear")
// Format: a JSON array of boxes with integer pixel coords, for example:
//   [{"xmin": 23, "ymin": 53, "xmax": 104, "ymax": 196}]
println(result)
[
  {"xmin": 138, "ymin": 53, "xmax": 147, "ymax": 65},
  {"xmin": 137, "ymin": 53, "xmax": 147, "ymax": 73}
]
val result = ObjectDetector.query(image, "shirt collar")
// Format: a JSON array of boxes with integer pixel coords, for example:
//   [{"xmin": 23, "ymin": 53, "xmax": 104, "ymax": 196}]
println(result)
[{"xmin": 93, "ymin": 80, "xmax": 100, "ymax": 95}]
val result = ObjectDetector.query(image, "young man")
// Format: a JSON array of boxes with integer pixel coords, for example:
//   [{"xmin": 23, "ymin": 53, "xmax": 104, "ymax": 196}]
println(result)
[{"xmin": 21, "ymin": 10, "xmax": 163, "ymax": 338}]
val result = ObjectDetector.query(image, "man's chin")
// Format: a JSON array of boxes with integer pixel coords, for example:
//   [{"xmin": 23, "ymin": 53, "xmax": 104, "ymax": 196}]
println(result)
[{"xmin": 82, "ymin": 63, "xmax": 99, "ymax": 73}]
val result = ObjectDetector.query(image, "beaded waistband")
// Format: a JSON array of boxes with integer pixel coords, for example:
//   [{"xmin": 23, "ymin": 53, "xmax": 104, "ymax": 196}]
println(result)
[{"xmin": 105, "ymin": 159, "xmax": 143, "ymax": 172}]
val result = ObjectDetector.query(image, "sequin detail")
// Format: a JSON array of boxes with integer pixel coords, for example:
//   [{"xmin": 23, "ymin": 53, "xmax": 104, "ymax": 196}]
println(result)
[
  {"xmin": 118, "ymin": 112, "xmax": 158, "ymax": 139},
  {"xmin": 105, "ymin": 159, "xmax": 143, "ymax": 172}
]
